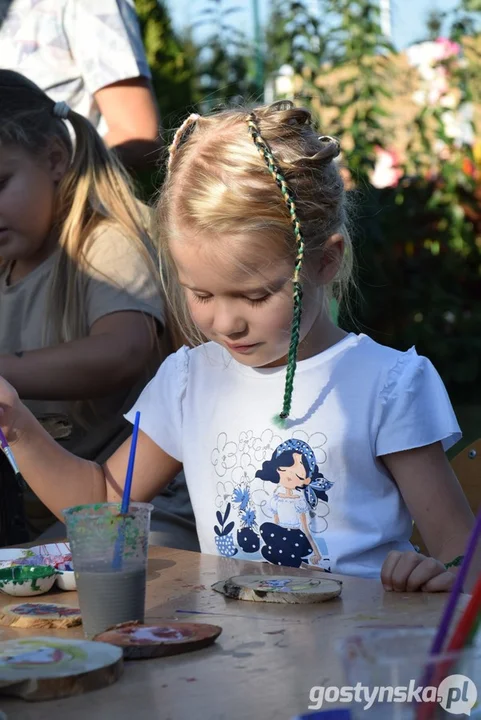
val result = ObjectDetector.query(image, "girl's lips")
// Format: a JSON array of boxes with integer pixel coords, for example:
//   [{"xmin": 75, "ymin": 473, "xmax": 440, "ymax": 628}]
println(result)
[{"xmin": 226, "ymin": 342, "xmax": 259, "ymax": 354}]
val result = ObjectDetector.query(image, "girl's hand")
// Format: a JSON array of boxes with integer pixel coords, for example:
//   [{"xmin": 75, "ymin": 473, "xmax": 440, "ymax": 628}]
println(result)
[
  {"xmin": 381, "ymin": 550, "xmax": 455, "ymax": 593},
  {"xmin": 0, "ymin": 375, "xmax": 24, "ymax": 443}
]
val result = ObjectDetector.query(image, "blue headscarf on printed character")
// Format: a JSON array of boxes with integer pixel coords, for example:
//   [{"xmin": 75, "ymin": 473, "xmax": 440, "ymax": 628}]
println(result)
[
  {"xmin": 253, "ymin": 438, "xmax": 333, "ymax": 568},
  {"xmin": 275, "ymin": 439, "xmax": 326, "ymax": 506}
]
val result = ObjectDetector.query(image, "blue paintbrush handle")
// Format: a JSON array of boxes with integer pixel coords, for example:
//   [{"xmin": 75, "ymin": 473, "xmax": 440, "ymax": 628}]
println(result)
[
  {"xmin": 121, "ymin": 411, "xmax": 141, "ymax": 514},
  {"xmin": 112, "ymin": 411, "xmax": 141, "ymax": 570}
]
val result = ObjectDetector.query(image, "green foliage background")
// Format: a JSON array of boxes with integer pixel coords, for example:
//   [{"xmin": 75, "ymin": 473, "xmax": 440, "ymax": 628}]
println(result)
[{"xmin": 135, "ymin": 0, "xmax": 481, "ymax": 420}]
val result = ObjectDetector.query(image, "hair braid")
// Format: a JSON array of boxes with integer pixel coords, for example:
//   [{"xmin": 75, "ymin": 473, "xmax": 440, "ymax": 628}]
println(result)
[
  {"xmin": 247, "ymin": 112, "xmax": 306, "ymax": 426},
  {"xmin": 168, "ymin": 113, "xmax": 200, "ymax": 172}
]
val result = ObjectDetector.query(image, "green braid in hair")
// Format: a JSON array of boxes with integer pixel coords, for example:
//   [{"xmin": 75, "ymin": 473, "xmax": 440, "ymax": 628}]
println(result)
[{"xmin": 246, "ymin": 112, "xmax": 306, "ymax": 428}]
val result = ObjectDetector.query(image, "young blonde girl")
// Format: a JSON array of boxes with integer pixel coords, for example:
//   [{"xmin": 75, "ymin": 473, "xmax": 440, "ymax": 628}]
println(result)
[
  {"xmin": 0, "ymin": 70, "xmax": 195, "ymax": 547},
  {"xmin": 0, "ymin": 100, "xmax": 476, "ymax": 591}
]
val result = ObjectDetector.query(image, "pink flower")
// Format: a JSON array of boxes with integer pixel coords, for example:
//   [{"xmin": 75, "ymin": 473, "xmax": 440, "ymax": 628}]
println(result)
[
  {"xmin": 434, "ymin": 38, "xmax": 461, "ymax": 61},
  {"xmin": 370, "ymin": 147, "xmax": 403, "ymax": 189}
]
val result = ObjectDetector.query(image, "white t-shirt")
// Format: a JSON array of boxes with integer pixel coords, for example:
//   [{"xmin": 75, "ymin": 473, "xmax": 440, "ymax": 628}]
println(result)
[
  {"xmin": 0, "ymin": 0, "xmax": 150, "ymax": 133},
  {"xmin": 126, "ymin": 334, "xmax": 461, "ymax": 578}
]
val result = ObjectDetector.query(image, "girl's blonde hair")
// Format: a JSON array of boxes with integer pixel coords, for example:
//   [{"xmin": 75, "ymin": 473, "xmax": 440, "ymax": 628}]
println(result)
[
  {"xmin": 159, "ymin": 101, "xmax": 353, "ymax": 424},
  {"xmin": 160, "ymin": 101, "xmax": 352, "ymax": 345},
  {"xmin": 0, "ymin": 70, "xmax": 160, "ymax": 347}
]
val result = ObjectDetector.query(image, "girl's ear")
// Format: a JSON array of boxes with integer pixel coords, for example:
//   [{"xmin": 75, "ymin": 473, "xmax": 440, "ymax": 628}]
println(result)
[
  {"xmin": 318, "ymin": 233, "xmax": 344, "ymax": 285},
  {"xmin": 44, "ymin": 136, "xmax": 70, "ymax": 183}
]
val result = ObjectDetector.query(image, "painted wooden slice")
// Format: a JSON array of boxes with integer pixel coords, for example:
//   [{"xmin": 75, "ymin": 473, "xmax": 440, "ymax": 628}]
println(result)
[
  {"xmin": 0, "ymin": 602, "xmax": 81, "ymax": 629},
  {"xmin": 0, "ymin": 637, "xmax": 123, "ymax": 701},
  {"xmin": 212, "ymin": 574, "xmax": 343, "ymax": 604},
  {"xmin": 94, "ymin": 620, "xmax": 222, "ymax": 659}
]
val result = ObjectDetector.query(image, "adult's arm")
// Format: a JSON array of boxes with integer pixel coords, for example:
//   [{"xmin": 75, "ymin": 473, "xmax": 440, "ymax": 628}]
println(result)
[
  {"xmin": 95, "ymin": 77, "xmax": 162, "ymax": 170},
  {"xmin": 0, "ymin": 311, "xmax": 158, "ymax": 400},
  {"xmin": 65, "ymin": 1, "xmax": 162, "ymax": 170}
]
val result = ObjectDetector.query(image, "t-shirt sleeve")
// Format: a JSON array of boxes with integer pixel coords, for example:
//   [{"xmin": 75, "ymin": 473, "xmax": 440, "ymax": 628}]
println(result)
[
  {"xmin": 124, "ymin": 347, "xmax": 189, "ymax": 462},
  {"xmin": 83, "ymin": 223, "xmax": 164, "ymax": 329},
  {"xmin": 375, "ymin": 347, "xmax": 461, "ymax": 456},
  {"xmin": 270, "ymin": 492, "xmax": 279, "ymax": 514},
  {"xmin": 295, "ymin": 494, "xmax": 310, "ymax": 514},
  {"xmin": 64, "ymin": 0, "xmax": 151, "ymax": 95}
]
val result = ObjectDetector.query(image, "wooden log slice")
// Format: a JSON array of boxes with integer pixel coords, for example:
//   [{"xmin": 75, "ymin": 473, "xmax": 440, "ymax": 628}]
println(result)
[
  {"xmin": 0, "ymin": 602, "xmax": 81, "ymax": 629},
  {"xmin": 212, "ymin": 574, "xmax": 343, "ymax": 604},
  {"xmin": 94, "ymin": 620, "xmax": 222, "ymax": 659},
  {"xmin": 0, "ymin": 637, "xmax": 123, "ymax": 701}
]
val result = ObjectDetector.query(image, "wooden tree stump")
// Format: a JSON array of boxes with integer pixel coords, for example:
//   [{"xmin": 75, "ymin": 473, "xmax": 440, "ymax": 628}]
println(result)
[
  {"xmin": 94, "ymin": 620, "xmax": 222, "ymax": 659},
  {"xmin": 212, "ymin": 574, "xmax": 343, "ymax": 604},
  {"xmin": 0, "ymin": 602, "xmax": 81, "ymax": 629},
  {"xmin": 0, "ymin": 637, "xmax": 123, "ymax": 701}
]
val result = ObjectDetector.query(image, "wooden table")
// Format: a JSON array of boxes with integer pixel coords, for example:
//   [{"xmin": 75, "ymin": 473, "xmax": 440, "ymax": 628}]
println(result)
[{"xmin": 0, "ymin": 547, "xmax": 459, "ymax": 720}]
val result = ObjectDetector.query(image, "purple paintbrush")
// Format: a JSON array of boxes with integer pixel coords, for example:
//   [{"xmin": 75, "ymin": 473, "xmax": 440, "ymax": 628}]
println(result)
[
  {"xmin": 430, "ymin": 507, "xmax": 481, "ymax": 656},
  {"xmin": 0, "ymin": 427, "xmax": 20, "ymax": 475},
  {"xmin": 415, "ymin": 507, "xmax": 481, "ymax": 720}
]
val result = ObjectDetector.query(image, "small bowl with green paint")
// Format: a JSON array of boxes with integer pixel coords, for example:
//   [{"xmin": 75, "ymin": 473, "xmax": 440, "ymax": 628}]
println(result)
[{"xmin": 0, "ymin": 565, "xmax": 57, "ymax": 596}]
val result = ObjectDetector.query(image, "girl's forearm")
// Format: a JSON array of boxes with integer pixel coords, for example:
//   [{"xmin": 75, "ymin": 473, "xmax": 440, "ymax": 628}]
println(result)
[{"xmin": 11, "ymin": 406, "xmax": 107, "ymax": 520}]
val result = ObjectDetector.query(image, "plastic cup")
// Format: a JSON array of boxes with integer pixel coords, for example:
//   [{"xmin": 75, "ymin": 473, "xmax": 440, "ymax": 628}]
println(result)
[
  {"xmin": 337, "ymin": 627, "xmax": 481, "ymax": 719},
  {"xmin": 63, "ymin": 502, "xmax": 153, "ymax": 638}
]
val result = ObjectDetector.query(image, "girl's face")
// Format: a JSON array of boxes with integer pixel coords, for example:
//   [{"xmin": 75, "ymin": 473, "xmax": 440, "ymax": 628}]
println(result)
[
  {"xmin": 171, "ymin": 231, "xmax": 340, "ymax": 368},
  {"xmin": 0, "ymin": 142, "xmax": 67, "ymax": 264},
  {"xmin": 278, "ymin": 453, "xmax": 310, "ymax": 489}
]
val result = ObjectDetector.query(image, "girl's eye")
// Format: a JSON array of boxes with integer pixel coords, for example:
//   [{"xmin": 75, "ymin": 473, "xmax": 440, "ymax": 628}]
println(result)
[
  {"xmin": 191, "ymin": 293, "xmax": 212, "ymax": 304},
  {"xmin": 246, "ymin": 294, "xmax": 270, "ymax": 306},
  {"xmin": 190, "ymin": 292, "xmax": 271, "ymax": 306}
]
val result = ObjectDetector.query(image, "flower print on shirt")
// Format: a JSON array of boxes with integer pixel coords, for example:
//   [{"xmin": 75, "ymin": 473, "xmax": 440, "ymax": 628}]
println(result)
[
  {"xmin": 232, "ymin": 484, "xmax": 260, "ymax": 553},
  {"xmin": 211, "ymin": 433, "xmax": 237, "ymax": 477},
  {"xmin": 253, "ymin": 429, "xmax": 283, "ymax": 463},
  {"xmin": 238, "ymin": 430, "xmax": 255, "ymax": 453},
  {"xmin": 231, "ymin": 454, "xmax": 256, "ymax": 487}
]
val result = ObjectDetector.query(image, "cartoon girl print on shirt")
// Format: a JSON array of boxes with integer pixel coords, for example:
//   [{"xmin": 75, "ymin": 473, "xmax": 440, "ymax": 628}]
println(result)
[{"xmin": 255, "ymin": 439, "xmax": 333, "ymax": 568}]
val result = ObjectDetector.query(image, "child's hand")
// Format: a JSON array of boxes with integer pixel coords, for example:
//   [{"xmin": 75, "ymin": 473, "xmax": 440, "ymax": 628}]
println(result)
[
  {"xmin": 381, "ymin": 550, "xmax": 455, "ymax": 593},
  {"xmin": 0, "ymin": 375, "xmax": 23, "ymax": 443}
]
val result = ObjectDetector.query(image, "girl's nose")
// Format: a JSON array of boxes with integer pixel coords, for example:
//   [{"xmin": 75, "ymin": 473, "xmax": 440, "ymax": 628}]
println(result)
[{"xmin": 212, "ymin": 301, "xmax": 247, "ymax": 337}]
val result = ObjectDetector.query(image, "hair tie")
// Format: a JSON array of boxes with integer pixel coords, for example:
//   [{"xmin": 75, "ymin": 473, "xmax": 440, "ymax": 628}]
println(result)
[
  {"xmin": 168, "ymin": 113, "xmax": 200, "ymax": 171},
  {"xmin": 269, "ymin": 100, "xmax": 295, "ymax": 113},
  {"xmin": 53, "ymin": 101, "xmax": 70, "ymax": 120},
  {"xmin": 318, "ymin": 135, "xmax": 341, "ymax": 158}
]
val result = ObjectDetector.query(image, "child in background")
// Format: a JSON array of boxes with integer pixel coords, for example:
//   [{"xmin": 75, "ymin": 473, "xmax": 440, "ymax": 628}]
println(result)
[
  {"xmin": 0, "ymin": 100, "xmax": 476, "ymax": 591},
  {"xmin": 0, "ymin": 70, "xmax": 196, "ymax": 550}
]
